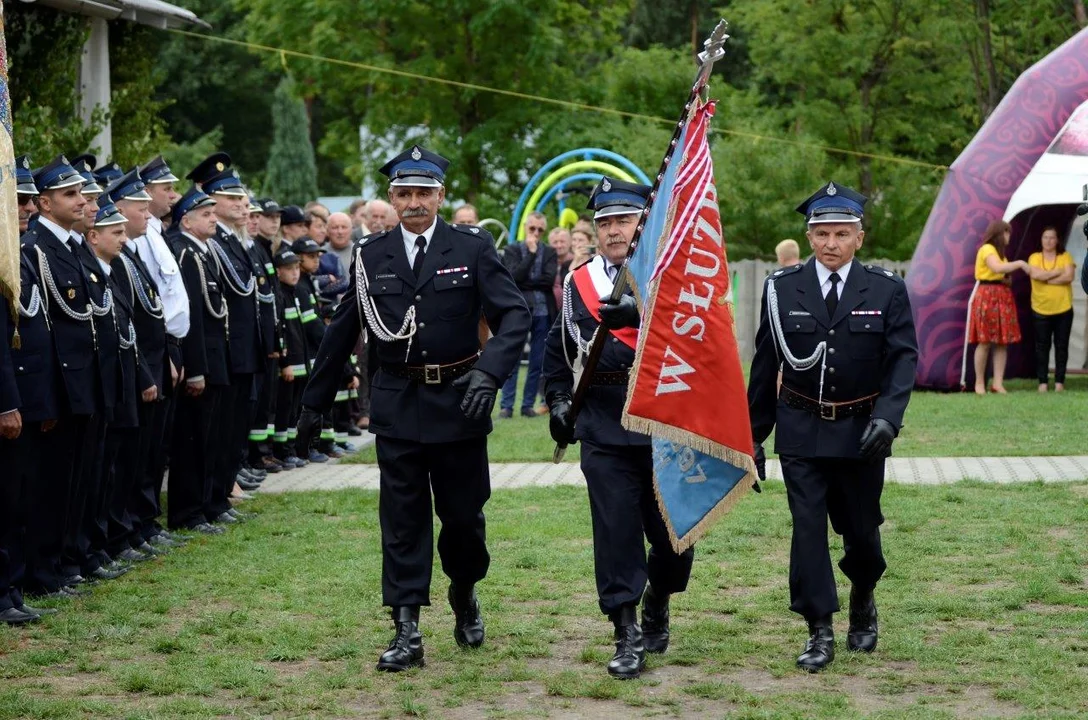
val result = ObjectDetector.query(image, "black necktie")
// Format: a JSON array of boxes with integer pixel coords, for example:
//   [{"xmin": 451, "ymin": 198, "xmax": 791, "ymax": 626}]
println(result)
[
  {"xmin": 825, "ymin": 272, "xmax": 841, "ymax": 318},
  {"xmin": 412, "ymin": 236, "xmax": 426, "ymax": 278},
  {"xmin": 66, "ymin": 236, "xmax": 80, "ymax": 254}
]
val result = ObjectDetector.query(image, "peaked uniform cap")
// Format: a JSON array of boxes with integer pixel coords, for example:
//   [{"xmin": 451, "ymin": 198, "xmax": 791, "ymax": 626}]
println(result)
[
  {"xmin": 104, "ymin": 168, "xmax": 152, "ymax": 203},
  {"xmin": 170, "ymin": 186, "xmax": 217, "ymax": 226},
  {"xmin": 185, "ymin": 152, "xmax": 232, "ymax": 183},
  {"xmin": 93, "ymin": 162, "xmax": 124, "ymax": 186},
  {"xmin": 70, "ymin": 154, "xmax": 104, "ymax": 195},
  {"xmin": 94, "ymin": 201, "xmax": 129, "ymax": 228},
  {"xmin": 33, "ymin": 155, "xmax": 85, "ymax": 192},
  {"xmin": 378, "ymin": 145, "xmax": 449, "ymax": 187},
  {"xmin": 587, "ymin": 176, "xmax": 651, "ymax": 220},
  {"xmin": 140, "ymin": 155, "xmax": 180, "ymax": 184},
  {"xmin": 15, "ymin": 155, "xmax": 39, "ymax": 195},
  {"xmin": 796, "ymin": 181, "xmax": 867, "ymax": 224}
]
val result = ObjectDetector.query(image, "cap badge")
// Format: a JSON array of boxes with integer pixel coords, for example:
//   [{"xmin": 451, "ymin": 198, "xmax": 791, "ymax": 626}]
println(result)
[
  {"xmin": 215, "ymin": 161, "xmax": 225, "ymax": 172},
  {"xmin": 470, "ymin": 227, "xmax": 479, "ymax": 234},
  {"xmin": 826, "ymin": 183, "xmax": 837, "ymax": 196},
  {"xmin": 411, "ymin": 147, "xmax": 422, "ymax": 161},
  {"xmin": 19, "ymin": 157, "xmax": 28, "ymax": 169},
  {"xmin": 602, "ymin": 178, "xmax": 612, "ymax": 192}
]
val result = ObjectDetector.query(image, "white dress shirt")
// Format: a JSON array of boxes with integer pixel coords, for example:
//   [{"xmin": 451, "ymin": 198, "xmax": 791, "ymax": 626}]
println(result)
[
  {"xmin": 814, "ymin": 259, "xmax": 852, "ymax": 301},
  {"xmin": 37, "ymin": 216, "xmax": 75, "ymax": 247},
  {"xmin": 401, "ymin": 217, "xmax": 438, "ymax": 267},
  {"xmin": 96, "ymin": 257, "xmax": 112, "ymax": 277},
  {"xmin": 130, "ymin": 215, "xmax": 191, "ymax": 338}
]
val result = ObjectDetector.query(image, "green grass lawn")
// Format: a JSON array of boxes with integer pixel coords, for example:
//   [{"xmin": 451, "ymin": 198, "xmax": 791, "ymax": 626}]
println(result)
[
  {"xmin": 3, "ymin": 482, "xmax": 1088, "ymax": 718},
  {"xmin": 347, "ymin": 373, "xmax": 1088, "ymax": 464}
]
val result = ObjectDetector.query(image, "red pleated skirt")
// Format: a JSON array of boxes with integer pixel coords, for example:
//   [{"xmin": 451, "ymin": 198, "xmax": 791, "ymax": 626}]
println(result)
[{"xmin": 968, "ymin": 283, "xmax": 1021, "ymax": 345}]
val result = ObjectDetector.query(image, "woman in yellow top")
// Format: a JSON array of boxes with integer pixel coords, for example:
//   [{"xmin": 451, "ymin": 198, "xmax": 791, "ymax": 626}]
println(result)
[
  {"xmin": 1026, "ymin": 226, "xmax": 1076, "ymax": 392},
  {"xmin": 969, "ymin": 220, "xmax": 1029, "ymax": 395}
]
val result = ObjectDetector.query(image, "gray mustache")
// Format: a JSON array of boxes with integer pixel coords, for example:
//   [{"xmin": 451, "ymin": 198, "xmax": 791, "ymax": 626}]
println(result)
[{"xmin": 401, "ymin": 207, "xmax": 428, "ymax": 217}]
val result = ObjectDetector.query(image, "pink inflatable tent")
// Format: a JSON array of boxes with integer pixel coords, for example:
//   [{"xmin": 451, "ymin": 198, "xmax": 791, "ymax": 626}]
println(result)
[{"xmin": 907, "ymin": 26, "xmax": 1088, "ymax": 390}]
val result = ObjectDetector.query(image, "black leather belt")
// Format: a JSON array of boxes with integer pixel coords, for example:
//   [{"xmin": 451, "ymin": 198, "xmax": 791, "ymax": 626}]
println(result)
[
  {"xmin": 381, "ymin": 354, "xmax": 478, "ymax": 385},
  {"xmin": 780, "ymin": 385, "xmax": 877, "ymax": 422},
  {"xmin": 166, "ymin": 336, "xmax": 182, "ymax": 347},
  {"xmin": 591, "ymin": 370, "xmax": 630, "ymax": 386}
]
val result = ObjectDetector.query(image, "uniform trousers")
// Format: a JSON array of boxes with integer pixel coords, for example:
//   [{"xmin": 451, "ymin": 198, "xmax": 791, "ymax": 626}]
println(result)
[
  {"xmin": 210, "ymin": 373, "xmax": 253, "ymax": 520},
  {"xmin": 374, "ymin": 435, "xmax": 491, "ymax": 607},
  {"xmin": 23, "ymin": 420, "xmax": 73, "ymax": 592},
  {"xmin": 168, "ymin": 387, "xmax": 221, "ymax": 530},
  {"xmin": 580, "ymin": 441, "xmax": 695, "ymax": 616},
  {"xmin": 780, "ymin": 455, "xmax": 887, "ymax": 620},
  {"xmin": 273, "ymin": 375, "xmax": 304, "ymax": 456},
  {"xmin": 0, "ymin": 429, "xmax": 33, "ymax": 610},
  {"xmin": 86, "ymin": 425, "xmax": 138, "ymax": 571},
  {"xmin": 63, "ymin": 413, "xmax": 106, "ymax": 577},
  {"xmin": 249, "ymin": 357, "xmax": 279, "ymax": 464},
  {"xmin": 129, "ymin": 398, "xmax": 170, "ymax": 543},
  {"xmin": 107, "ymin": 414, "xmax": 151, "ymax": 555}
]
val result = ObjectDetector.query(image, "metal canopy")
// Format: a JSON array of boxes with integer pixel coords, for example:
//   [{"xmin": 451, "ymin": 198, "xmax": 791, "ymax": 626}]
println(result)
[{"xmin": 25, "ymin": 0, "xmax": 210, "ymax": 30}]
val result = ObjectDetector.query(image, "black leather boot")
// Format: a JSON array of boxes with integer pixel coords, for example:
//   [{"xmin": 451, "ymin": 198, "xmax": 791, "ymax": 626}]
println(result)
[
  {"xmin": 797, "ymin": 616, "xmax": 835, "ymax": 672},
  {"xmin": 607, "ymin": 605, "xmax": 646, "ymax": 679},
  {"xmin": 847, "ymin": 586, "xmax": 878, "ymax": 653},
  {"xmin": 376, "ymin": 606, "xmax": 424, "ymax": 672},
  {"xmin": 641, "ymin": 586, "xmax": 670, "ymax": 654},
  {"xmin": 448, "ymin": 584, "xmax": 485, "ymax": 648}
]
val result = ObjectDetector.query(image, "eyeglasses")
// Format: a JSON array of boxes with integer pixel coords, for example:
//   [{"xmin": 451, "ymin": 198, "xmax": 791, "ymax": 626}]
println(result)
[{"xmin": 526, "ymin": 226, "xmax": 545, "ymax": 235}]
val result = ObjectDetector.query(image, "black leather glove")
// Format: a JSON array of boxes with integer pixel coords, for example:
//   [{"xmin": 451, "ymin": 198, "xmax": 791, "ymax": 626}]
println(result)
[
  {"xmin": 296, "ymin": 407, "xmax": 323, "ymax": 453},
  {"xmin": 548, "ymin": 394, "xmax": 576, "ymax": 445},
  {"xmin": 859, "ymin": 418, "xmax": 897, "ymax": 461},
  {"xmin": 452, "ymin": 369, "xmax": 498, "ymax": 421},
  {"xmin": 598, "ymin": 294, "xmax": 640, "ymax": 330},
  {"xmin": 754, "ymin": 443, "xmax": 766, "ymax": 482}
]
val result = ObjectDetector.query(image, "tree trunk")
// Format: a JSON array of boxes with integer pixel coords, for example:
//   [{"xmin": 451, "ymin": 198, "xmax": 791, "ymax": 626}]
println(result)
[
  {"xmin": 976, "ymin": 0, "xmax": 1000, "ymax": 119},
  {"xmin": 690, "ymin": 0, "xmax": 699, "ymax": 59},
  {"xmin": 1075, "ymin": 0, "xmax": 1087, "ymax": 27}
]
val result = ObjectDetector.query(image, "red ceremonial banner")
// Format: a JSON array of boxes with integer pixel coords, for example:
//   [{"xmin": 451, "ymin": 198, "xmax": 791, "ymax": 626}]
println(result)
[{"xmin": 623, "ymin": 101, "xmax": 753, "ymax": 459}]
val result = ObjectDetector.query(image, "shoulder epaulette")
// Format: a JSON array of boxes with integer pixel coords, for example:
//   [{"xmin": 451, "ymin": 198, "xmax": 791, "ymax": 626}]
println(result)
[
  {"xmin": 864, "ymin": 264, "xmax": 903, "ymax": 282},
  {"xmin": 450, "ymin": 223, "xmax": 494, "ymax": 243},
  {"xmin": 769, "ymin": 264, "xmax": 804, "ymax": 279}
]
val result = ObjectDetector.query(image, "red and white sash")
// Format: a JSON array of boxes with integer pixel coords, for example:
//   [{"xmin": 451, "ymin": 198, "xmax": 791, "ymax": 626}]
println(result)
[{"xmin": 570, "ymin": 255, "xmax": 638, "ymax": 350}]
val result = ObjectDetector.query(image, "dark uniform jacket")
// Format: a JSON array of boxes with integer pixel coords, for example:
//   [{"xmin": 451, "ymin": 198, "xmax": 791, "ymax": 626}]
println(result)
[
  {"xmin": 88, "ymin": 262, "xmax": 151, "ymax": 428},
  {"xmin": 254, "ymin": 235, "xmax": 282, "ymax": 354},
  {"xmin": 296, "ymin": 273, "xmax": 325, "ymax": 352},
  {"xmin": 302, "ymin": 219, "xmax": 530, "ymax": 443},
  {"xmin": 21, "ymin": 224, "xmax": 101, "ymax": 416},
  {"xmin": 1, "ymin": 254, "xmax": 59, "ymax": 422},
  {"xmin": 172, "ymin": 235, "xmax": 231, "ymax": 387},
  {"xmin": 542, "ymin": 255, "xmax": 648, "ymax": 447},
  {"xmin": 112, "ymin": 245, "xmax": 168, "ymax": 395},
  {"xmin": 211, "ymin": 225, "xmax": 263, "ymax": 375},
  {"xmin": 747, "ymin": 258, "xmax": 918, "ymax": 458},
  {"xmin": 277, "ymin": 282, "xmax": 313, "ymax": 373}
]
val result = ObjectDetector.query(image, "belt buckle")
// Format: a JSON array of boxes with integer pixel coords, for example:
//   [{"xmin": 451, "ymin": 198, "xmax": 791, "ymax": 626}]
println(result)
[
  {"xmin": 819, "ymin": 402, "xmax": 836, "ymax": 421},
  {"xmin": 424, "ymin": 364, "xmax": 441, "ymax": 384}
]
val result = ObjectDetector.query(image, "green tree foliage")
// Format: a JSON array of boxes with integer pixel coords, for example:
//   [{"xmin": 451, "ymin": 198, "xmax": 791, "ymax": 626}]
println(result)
[
  {"xmin": 108, "ymin": 23, "xmax": 173, "ymax": 168},
  {"xmin": 263, "ymin": 77, "xmax": 319, "ymax": 206}
]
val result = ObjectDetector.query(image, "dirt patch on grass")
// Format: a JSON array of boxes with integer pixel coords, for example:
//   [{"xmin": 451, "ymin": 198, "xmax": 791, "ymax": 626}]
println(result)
[{"xmin": 845, "ymin": 675, "xmax": 1024, "ymax": 718}]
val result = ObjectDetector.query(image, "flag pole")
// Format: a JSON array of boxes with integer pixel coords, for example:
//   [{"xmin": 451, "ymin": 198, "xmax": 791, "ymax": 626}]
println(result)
[{"xmin": 553, "ymin": 19, "xmax": 730, "ymax": 463}]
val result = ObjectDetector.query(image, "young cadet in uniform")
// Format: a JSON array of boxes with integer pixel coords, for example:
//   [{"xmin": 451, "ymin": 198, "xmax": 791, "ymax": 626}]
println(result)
[
  {"xmin": 105, "ymin": 170, "xmax": 177, "ymax": 556},
  {"xmin": 297, "ymin": 146, "xmax": 530, "ymax": 672},
  {"xmin": 129, "ymin": 155, "xmax": 187, "ymax": 545},
  {"xmin": 168, "ymin": 188, "xmax": 230, "ymax": 535},
  {"xmin": 292, "ymin": 237, "xmax": 334, "ymax": 461},
  {"xmin": 271, "ymin": 248, "xmax": 311, "ymax": 466},
  {"xmin": 246, "ymin": 197, "xmax": 283, "ymax": 476},
  {"xmin": 22, "ymin": 156, "xmax": 100, "ymax": 596},
  {"xmin": 186, "ymin": 153, "xmax": 264, "ymax": 526},
  {"xmin": 747, "ymin": 182, "xmax": 918, "ymax": 672},
  {"xmin": 0, "ymin": 163, "xmax": 62, "ymax": 622},
  {"xmin": 543, "ymin": 177, "xmax": 695, "ymax": 680},
  {"xmin": 84, "ymin": 199, "xmax": 157, "ymax": 572}
]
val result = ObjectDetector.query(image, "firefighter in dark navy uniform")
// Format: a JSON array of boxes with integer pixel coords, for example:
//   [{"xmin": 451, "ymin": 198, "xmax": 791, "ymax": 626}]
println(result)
[
  {"xmin": 543, "ymin": 177, "xmax": 695, "ymax": 680},
  {"xmin": 297, "ymin": 146, "xmax": 530, "ymax": 672},
  {"xmin": 747, "ymin": 181, "xmax": 918, "ymax": 672}
]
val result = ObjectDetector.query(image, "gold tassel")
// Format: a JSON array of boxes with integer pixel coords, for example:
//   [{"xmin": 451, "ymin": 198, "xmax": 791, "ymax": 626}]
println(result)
[{"xmin": 12, "ymin": 329, "xmax": 21, "ymax": 350}]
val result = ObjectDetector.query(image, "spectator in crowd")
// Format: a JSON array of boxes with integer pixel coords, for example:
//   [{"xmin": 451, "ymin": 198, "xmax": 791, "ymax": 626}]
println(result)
[
  {"xmin": 452, "ymin": 203, "xmax": 479, "ymax": 225},
  {"xmin": 280, "ymin": 205, "xmax": 309, "ymax": 242},
  {"xmin": 1026, "ymin": 226, "xmax": 1076, "ymax": 392},
  {"xmin": 549, "ymin": 227, "xmax": 573, "ymax": 308},
  {"xmin": 306, "ymin": 208, "xmax": 329, "ymax": 246},
  {"xmin": 499, "ymin": 212, "xmax": 557, "ymax": 418},
  {"xmin": 365, "ymin": 198, "xmax": 397, "ymax": 234},
  {"xmin": 317, "ymin": 212, "xmax": 352, "ymax": 301},
  {"xmin": 970, "ymin": 219, "xmax": 1029, "ymax": 395},
  {"xmin": 776, "ymin": 238, "xmax": 801, "ymax": 267},
  {"xmin": 348, "ymin": 198, "xmax": 369, "ymax": 233},
  {"xmin": 570, "ymin": 228, "xmax": 594, "ymax": 269},
  {"xmin": 304, "ymin": 201, "xmax": 330, "ymax": 218}
]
